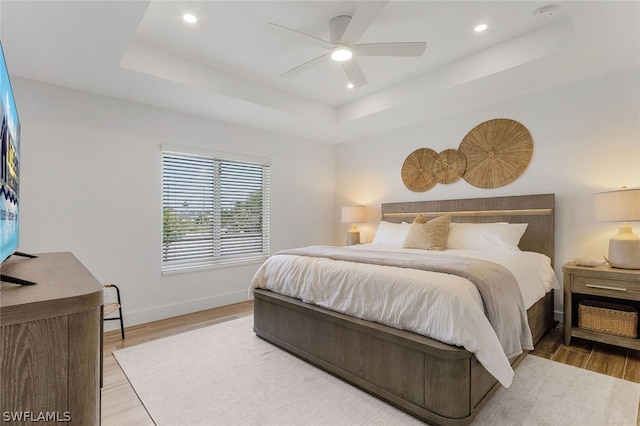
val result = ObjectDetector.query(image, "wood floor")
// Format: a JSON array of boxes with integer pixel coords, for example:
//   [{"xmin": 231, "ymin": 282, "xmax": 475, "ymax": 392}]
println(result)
[{"xmin": 102, "ymin": 301, "xmax": 640, "ymax": 425}]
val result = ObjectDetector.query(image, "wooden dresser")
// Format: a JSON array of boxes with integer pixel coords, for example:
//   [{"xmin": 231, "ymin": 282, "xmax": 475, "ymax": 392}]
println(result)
[{"xmin": 0, "ymin": 252, "xmax": 103, "ymax": 425}]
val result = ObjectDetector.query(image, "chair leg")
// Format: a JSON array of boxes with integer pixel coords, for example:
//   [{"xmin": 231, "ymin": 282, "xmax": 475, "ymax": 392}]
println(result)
[
  {"xmin": 108, "ymin": 284, "xmax": 125, "ymax": 340},
  {"xmin": 118, "ymin": 305, "xmax": 125, "ymax": 339}
]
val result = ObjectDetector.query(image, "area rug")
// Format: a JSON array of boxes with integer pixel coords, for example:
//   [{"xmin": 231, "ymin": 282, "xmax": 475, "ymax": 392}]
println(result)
[{"xmin": 113, "ymin": 315, "xmax": 640, "ymax": 425}]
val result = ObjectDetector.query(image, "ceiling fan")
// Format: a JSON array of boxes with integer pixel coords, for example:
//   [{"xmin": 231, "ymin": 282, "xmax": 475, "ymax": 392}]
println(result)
[{"xmin": 267, "ymin": 3, "xmax": 426, "ymax": 88}]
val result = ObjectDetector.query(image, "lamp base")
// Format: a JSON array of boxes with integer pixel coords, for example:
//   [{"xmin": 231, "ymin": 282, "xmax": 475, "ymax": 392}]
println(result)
[
  {"xmin": 346, "ymin": 231, "xmax": 360, "ymax": 246},
  {"xmin": 608, "ymin": 233, "xmax": 640, "ymax": 270}
]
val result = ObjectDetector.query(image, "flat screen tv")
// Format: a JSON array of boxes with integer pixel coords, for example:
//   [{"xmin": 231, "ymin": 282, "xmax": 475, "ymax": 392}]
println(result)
[
  {"xmin": 0, "ymin": 42, "xmax": 36, "ymax": 285},
  {"xmin": 0, "ymin": 41, "xmax": 19, "ymax": 266}
]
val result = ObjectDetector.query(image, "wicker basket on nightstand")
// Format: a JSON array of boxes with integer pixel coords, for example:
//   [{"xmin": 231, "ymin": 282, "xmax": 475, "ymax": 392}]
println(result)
[{"xmin": 578, "ymin": 300, "xmax": 638, "ymax": 338}]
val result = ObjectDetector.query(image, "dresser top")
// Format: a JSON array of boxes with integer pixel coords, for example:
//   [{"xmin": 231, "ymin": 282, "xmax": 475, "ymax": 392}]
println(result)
[{"xmin": 1, "ymin": 252, "xmax": 103, "ymax": 325}]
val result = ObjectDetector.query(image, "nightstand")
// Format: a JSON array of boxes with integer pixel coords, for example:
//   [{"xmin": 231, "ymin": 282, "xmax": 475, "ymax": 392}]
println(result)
[{"xmin": 563, "ymin": 262, "xmax": 640, "ymax": 350}]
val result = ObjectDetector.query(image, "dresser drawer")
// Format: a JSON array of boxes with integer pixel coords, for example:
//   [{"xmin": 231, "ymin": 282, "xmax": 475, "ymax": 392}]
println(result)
[{"xmin": 573, "ymin": 275, "xmax": 640, "ymax": 301}]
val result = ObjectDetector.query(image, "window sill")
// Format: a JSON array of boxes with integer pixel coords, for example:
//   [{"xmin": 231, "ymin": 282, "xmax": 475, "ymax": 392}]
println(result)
[{"xmin": 161, "ymin": 255, "xmax": 268, "ymax": 276}]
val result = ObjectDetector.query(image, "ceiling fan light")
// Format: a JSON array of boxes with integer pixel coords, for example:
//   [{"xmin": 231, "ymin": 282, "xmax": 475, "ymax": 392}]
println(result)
[
  {"xmin": 474, "ymin": 23, "xmax": 488, "ymax": 32},
  {"xmin": 331, "ymin": 47, "xmax": 353, "ymax": 62}
]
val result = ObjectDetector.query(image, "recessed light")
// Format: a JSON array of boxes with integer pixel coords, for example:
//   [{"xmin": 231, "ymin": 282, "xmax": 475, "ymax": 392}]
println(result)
[
  {"xmin": 183, "ymin": 13, "xmax": 197, "ymax": 24},
  {"xmin": 474, "ymin": 24, "xmax": 488, "ymax": 32},
  {"xmin": 346, "ymin": 83, "xmax": 354, "ymax": 89},
  {"xmin": 331, "ymin": 46, "xmax": 353, "ymax": 62}
]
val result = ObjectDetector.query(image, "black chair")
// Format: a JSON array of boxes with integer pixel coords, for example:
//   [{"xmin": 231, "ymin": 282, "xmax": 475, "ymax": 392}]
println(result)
[{"xmin": 103, "ymin": 283, "xmax": 125, "ymax": 339}]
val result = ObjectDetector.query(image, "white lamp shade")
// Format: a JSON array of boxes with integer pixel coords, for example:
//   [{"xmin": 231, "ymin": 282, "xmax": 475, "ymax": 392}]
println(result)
[
  {"xmin": 595, "ymin": 188, "xmax": 640, "ymax": 222},
  {"xmin": 595, "ymin": 188, "xmax": 640, "ymax": 269},
  {"xmin": 341, "ymin": 206, "xmax": 366, "ymax": 224}
]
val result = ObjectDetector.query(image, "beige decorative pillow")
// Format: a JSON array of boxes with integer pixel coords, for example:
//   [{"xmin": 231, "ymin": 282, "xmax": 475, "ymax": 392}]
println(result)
[
  {"xmin": 402, "ymin": 214, "xmax": 451, "ymax": 251},
  {"xmin": 413, "ymin": 214, "xmax": 427, "ymax": 224}
]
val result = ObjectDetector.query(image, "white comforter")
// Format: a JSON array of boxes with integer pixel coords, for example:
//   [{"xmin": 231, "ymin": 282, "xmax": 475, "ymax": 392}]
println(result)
[{"xmin": 250, "ymin": 244, "xmax": 559, "ymax": 388}]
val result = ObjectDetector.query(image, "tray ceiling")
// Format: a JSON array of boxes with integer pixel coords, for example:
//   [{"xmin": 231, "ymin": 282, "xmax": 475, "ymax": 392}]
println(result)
[{"xmin": 2, "ymin": 1, "xmax": 639, "ymax": 143}]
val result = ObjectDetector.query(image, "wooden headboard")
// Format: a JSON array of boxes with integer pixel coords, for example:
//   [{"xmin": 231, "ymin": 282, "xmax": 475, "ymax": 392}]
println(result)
[{"xmin": 381, "ymin": 194, "xmax": 555, "ymax": 264}]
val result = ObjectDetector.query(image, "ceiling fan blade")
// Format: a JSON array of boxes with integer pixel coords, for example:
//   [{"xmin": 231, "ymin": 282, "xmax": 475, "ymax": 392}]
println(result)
[
  {"xmin": 340, "ymin": 1, "xmax": 388, "ymax": 44},
  {"xmin": 280, "ymin": 53, "xmax": 331, "ymax": 78},
  {"xmin": 266, "ymin": 22, "xmax": 334, "ymax": 50},
  {"xmin": 341, "ymin": 59, "xmax": 367, "ymax": 88},
  {"xmin": 355, "ymin": 42, "xmax": 427, "ymax": 57}
]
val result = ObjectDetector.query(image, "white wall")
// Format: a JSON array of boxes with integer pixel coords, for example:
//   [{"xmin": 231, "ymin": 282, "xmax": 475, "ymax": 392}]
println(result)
[
  {"xmin": 13, "ymin": 77, "xmax": 336, "ymax": 328},
  {"xmin": 335, "ymin": 66, "xmax": 640, "ymax": 320}
]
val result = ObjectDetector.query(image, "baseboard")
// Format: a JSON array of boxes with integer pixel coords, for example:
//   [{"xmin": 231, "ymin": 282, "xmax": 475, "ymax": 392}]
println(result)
[
  {"xmin": 554, "ymin": 310, "xmax": 563, "ymax": 324},
  {"xmin": 103, "ymin": 290, "xmax": 250, "ymax": 332}
]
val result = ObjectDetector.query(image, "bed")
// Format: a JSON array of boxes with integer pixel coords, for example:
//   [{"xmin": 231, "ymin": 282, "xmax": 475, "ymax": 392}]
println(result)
[{"xmin": 251, "ymin": 194, "xmax": 557, "ymax": 425}]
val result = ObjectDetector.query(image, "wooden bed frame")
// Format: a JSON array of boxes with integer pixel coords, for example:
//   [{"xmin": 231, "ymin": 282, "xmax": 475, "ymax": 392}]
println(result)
[{"xmin": 253, "ymin": 194, "xmax": 556, "ymax": 425}]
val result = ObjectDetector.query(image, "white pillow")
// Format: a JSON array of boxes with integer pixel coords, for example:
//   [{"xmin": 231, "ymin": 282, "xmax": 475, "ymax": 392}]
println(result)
[
  {"xmin": 371, "ymin": 221, "xmax": 411, "ymax": 246},
  {"xmin": 445, "ymin": 222, "xmax": 528, "ymax": 251}
]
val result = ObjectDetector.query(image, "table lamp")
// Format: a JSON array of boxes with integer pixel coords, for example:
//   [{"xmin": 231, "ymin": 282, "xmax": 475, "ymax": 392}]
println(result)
[
  {"xmin": 595, "ymin": 187, "xmax": 640, "ymax": 269},
  {"xmin": 341, "ymin": 206, "xmax": 366, "ymax": 245}
]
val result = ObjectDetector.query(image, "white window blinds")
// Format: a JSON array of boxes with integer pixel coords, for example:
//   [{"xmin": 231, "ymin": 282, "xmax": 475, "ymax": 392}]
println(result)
[{"xmin": 162, "ymin": 149, "xmax": 270, "ymax": 272}]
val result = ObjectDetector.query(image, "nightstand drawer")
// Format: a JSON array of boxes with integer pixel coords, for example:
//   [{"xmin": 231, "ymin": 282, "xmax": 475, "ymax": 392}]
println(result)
[{"xmin": 573, "ymin": 275, "xmax": 640, "ymax": 301}]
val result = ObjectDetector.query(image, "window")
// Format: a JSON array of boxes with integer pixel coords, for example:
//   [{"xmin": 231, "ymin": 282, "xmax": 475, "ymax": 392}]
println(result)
[{"xmin": 162, "ymin": 148, "xmax": 270, "ymax": 272}]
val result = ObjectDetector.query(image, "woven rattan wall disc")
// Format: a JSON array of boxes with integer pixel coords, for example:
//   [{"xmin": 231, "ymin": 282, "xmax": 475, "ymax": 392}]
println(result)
[
  {"xmin": 432, "ymin": 149, "xmax": 466, "ymax": 184},
  {"xmin": 401, "ymin": 148, "xmax": 438, "ymax": 192},
  {"xmin": 459, "ymin": 119, "xmax": 533, "ymax": 189}
]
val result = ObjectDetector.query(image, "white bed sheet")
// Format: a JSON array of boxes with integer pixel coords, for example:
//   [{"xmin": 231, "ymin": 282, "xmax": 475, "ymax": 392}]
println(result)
[{"xmin": 251, "ymin": 246, "xmax": 559, "ymax": 388}]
